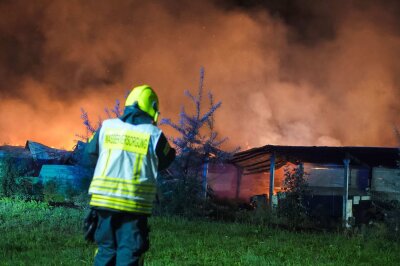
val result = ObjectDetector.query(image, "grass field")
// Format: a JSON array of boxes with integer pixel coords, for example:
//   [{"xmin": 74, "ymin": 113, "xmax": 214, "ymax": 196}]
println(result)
[{"xmin": 1, "ymin": 198, "xmax": 399, "ymax": 265}]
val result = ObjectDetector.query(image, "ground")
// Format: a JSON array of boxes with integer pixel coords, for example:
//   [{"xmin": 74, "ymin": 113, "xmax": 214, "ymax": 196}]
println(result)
[{"xmin": 1, "ymin": 198, "xmax": 399, "ymax": 265}]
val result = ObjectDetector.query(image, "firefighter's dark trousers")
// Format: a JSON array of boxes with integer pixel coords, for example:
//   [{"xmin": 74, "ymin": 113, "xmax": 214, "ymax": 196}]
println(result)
[{"xmin": 94, "ymin": 210, "xmax": 149, "ymax": 266}]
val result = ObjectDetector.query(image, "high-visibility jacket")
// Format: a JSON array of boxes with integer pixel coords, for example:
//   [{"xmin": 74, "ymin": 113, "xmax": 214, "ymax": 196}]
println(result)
[{"xmin": 88, "ymin": 118, "xmax": 162, "ymax": 214}]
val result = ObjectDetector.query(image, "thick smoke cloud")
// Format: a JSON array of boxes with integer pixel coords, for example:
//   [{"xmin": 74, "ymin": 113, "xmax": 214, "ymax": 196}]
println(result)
[{"xmin": 0, "ymin": 0, "xmax": 399, "ymax": 149}]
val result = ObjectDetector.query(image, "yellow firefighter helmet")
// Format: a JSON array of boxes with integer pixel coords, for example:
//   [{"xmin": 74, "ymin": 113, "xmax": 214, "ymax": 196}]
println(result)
[{"xmin": 125, "ymin": 85, "xmax": 159, "ymax": 122}]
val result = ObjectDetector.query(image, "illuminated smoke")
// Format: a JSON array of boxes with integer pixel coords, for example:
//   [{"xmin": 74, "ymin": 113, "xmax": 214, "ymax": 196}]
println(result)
[{"xmin": 0, "ymin": 0, "xmax": 399, "ymax": 149}]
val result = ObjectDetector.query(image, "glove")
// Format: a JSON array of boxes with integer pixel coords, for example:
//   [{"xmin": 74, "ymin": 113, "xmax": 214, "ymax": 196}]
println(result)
[{"xmin": 83, "ymin": 208, "xmax": 98, "ymax": 243}]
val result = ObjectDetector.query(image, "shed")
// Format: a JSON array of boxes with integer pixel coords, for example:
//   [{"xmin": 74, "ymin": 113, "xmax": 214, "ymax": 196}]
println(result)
[
  {"xmin": 207, "ymin": 145, "xmax": 399, "ymax": 226},
  {"xmin": 229, "ymin": 145, "xmax": 398, "ymax": 196}
]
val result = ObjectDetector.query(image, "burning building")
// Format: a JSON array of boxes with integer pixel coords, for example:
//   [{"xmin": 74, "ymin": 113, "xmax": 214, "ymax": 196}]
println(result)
[
  {"xmin": 207, "ymin": 145, "xmax": 400, "ymax": 226},
  {"xmin": 2, "ymin": 139, "xmax": 399, "ymax": 226}
]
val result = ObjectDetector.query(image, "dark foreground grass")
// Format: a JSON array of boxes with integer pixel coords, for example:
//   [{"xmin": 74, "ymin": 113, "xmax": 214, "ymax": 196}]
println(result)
[{"xmin": 1, "ymin": 198, "xmax": 399, "ymax": 266}]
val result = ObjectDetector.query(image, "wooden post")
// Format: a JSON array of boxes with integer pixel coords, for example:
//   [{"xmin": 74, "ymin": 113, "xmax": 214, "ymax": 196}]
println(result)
[{"xmin": 269, "ymin": 152, "xmax": 276, "ymax": 209}]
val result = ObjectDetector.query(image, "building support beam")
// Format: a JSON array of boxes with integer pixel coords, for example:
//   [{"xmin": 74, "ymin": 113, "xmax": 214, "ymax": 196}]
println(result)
[
  {"xmin": 343, "ymin": 158, "xmax": 351, "ymax": 228},
  {"xmin": 269, "ymin": 152, "xmax": 276, "ymax": 209},
  {"xmin": 202, "ymin": 159, "xmax": 209, "ymax": 199}
]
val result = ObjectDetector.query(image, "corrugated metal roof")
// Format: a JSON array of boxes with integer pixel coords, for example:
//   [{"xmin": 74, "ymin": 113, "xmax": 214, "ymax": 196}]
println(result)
[
  {"xmin": 0, "ymin": 145, "xmax": 32, "ymax": 159},
  {"xmin": 25, "ymin": 140, "xmax": 71, "ymax": 164},
  {"xmin": 231, "ymin": 145, "xmax": 399, "ymax": 175}
]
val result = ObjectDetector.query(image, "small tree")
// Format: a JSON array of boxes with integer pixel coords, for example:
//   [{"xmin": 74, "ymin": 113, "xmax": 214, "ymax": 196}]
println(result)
[
  {"xmin": 159, "ymin": 67, "xmax": 238, "ymax": 216},
  {"xmin": 77, "ymin": 99, "xmax": 123, "ymax": 142},
  {"xmin": 277, "ymin": 163, "xmax": 310, "ymax": 229},
  {"xmin": 77, "ymin": 69, "xmax": 239, "ymax": 217},
  {"xmin": 369, "ymin": 126, "xmax": 400, "ymax": 239}
]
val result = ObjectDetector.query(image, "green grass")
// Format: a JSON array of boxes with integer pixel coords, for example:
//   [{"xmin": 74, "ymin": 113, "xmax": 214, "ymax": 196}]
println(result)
[{"xmin": 1, "ymin": 198, "xmax": 399, "ymax": 265}]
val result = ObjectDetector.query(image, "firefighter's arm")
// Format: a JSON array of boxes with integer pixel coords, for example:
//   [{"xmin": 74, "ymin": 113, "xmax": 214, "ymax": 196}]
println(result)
[
  {"xmin": 81, "ymin": 129, "xmax": 100, "ymax": 168},
  {"xmin": 156, "ymin": 133, "xmax": 176, "ymax": 171}
]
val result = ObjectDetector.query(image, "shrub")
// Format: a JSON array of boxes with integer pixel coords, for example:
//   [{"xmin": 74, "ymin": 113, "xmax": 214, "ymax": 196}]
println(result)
[
  {"xmin": 0, "ymin": 155, "xmax": 38, "ymax": 200},
  {"xmin": 42, "ymin": 180, "xmax": 65, "ymax": 203},
  {"xmin": 277, "ymin": 163, "xmax": 311, "ymax": 229},
  {"xmin": 70, "ymin": 192, "xmax": 91, "ymax": 209},
  {"xmin": 369, "ymin": 197, "xmax": 400, "ymax": 241},
  {"xmin": 13, "ymin": 176, "xmax": 43, "ymax": 201},
  {"xmin": 155, "ymin": 174, "xmax": 206, "ymax": 217}
]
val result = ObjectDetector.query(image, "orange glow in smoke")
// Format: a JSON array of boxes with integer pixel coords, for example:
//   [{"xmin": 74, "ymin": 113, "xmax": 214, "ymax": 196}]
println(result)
[{"xmin": 0, "ymin": 1, "xmax": 399, "ymax": 149}]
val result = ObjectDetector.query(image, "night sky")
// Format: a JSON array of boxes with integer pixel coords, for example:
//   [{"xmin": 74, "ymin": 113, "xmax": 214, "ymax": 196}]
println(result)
[{"xmin": 0, "ymin": 0, "xmax": 399, "ymax": 149}]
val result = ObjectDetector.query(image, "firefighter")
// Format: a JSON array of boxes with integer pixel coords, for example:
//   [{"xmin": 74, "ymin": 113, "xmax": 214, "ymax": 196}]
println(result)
[{"xmin": 84, "ymin": 85, "xmax": 176, "ymax": 266}]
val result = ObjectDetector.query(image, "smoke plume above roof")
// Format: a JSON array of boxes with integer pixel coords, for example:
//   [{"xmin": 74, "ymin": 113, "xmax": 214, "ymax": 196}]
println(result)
[{"xmin": 0, "ymin": 0, "xmax": 399, "ymax": 149}]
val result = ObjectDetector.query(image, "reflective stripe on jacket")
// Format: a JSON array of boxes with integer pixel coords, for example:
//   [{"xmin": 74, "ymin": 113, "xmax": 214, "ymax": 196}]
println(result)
[{"xmin": 89, "ymin": 118, "xmax": 162, "ymax": 214}]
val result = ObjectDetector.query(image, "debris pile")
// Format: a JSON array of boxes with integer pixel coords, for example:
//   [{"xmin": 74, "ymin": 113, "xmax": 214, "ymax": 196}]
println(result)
[{"xmin": 0, "ymin": 140, "xmax": 92, "ymax": 197}]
